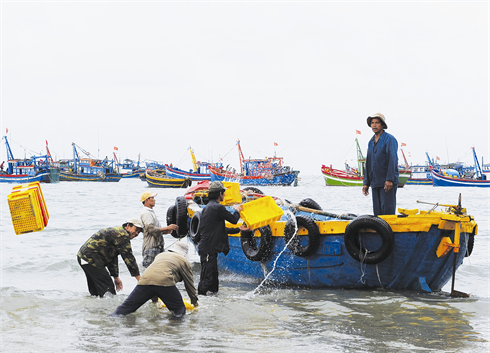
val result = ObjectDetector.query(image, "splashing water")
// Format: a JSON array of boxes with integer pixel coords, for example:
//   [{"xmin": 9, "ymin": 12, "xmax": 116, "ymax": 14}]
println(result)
[{"xmin": 247, "ymin": 208, "xmax": 298, "ymax": 297}]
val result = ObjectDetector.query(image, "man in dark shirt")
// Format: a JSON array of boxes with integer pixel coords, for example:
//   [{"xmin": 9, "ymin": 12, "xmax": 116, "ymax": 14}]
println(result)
[
  {"xmin": 197, "ymin": 181, "xmax": 249, "ymax": 295},
  {"xmin": 77, "ymin": 218, "xmax": 142, "ymax": 297},
  {"xmin": 362, "ymin": 113, "xmax": 399, "ymax": 216}
]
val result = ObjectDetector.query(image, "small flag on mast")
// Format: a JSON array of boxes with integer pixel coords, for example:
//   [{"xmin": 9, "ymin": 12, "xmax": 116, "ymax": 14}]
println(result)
[
  {"xmin": 274, "ymin": 142, "xmax": 278, "ymax": 146},
  {"xmin": 356, "ymin": 130, "xmax": 361, "ymax": 135},
  {"xmin": 401, "ymin": 143, "xmax": 406, "ymax": 147},
  {"xmin": 114, "ymin": 146, "xmax": 118, "ymax": 151}
]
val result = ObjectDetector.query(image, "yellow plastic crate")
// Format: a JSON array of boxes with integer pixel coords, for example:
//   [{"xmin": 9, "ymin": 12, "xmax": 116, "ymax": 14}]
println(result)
[
  {"xmin": 221, "ymin": 181, "xmax": 242, "ymax": 205},
  {"xmin": 8, "ymin": 190, "xmax": 46, "ymax": 235},
  {"xmin": 240, "ymin": 196, "xmax": 284, "ymax": 229},
  {"xmin": 8, "ymin": 182, "xmax": 49, "ymax": 235}
]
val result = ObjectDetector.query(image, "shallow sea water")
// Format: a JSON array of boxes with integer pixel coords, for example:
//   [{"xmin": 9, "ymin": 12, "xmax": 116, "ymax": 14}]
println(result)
[{"xmin": 1, "ymin": 176, "xmax": 489, "ymax": 352}]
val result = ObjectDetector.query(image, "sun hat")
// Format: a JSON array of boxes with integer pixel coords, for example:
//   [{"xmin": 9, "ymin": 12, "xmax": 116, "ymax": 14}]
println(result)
[
  {"xmin": 208, "ymin": 181, "xmax": 227, "ymax": 193},
  {"xmin": 126, "ymin": 217, "xmax": 143, "ymax": 229},
  {"xmin": 367, "ymin": 113, "xmax": 388, "ymax": 129},
  {"xmin": 140, "ymin": 192, "xmax": 158, "ymax": 202},
  {"xmin": 168, "ymin": 242, "xmax": 189, "ymax": 256}
]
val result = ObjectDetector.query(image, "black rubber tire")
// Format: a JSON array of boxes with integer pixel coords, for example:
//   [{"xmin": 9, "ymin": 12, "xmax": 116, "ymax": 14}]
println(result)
[
  {"xmin": 189, "ymin": 212, "xmax": 201, "ymax": 244},
  {"xmin": 284, "ymin": 215, "xmax": 320, "ymax": 257},
  {"xmin": 173, "ymin": 196, "xmax": 188, "ymax": 238},
  {"xmin": 243, "ymin": 187, "xmax": 264, "ymax": 195},
  {"xmin": 240, "ymin": 225, "xmax": 273, "ymax": 261},
  {"xmin": 299, "ymin": 198, "xmax": 322, "ymax": 211},
  {"xmin": 465, "ymin": 228, "xmax": 476, "ymax": 257},
  {"xmin": 344, "ymin": 215, "xmax": 394, "ymax": 264},
  {"xmin": 166, "ymin": 205, "xmax": 176, "ymax": 225}
]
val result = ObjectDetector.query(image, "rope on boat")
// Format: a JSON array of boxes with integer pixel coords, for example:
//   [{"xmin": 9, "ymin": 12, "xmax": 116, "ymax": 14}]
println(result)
[{"xmin": 376, "ymin": 264, "xmax": 384, "ymax": 290}]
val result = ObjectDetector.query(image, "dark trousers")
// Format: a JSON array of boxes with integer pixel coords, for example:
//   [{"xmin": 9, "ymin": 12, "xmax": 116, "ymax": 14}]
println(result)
[
  {"xmin": 77, "ymin": 256, "xmax": 116, "ymax": 297},
  {"xmin": 111, "ymin": 285, "xmax": 186, "ymax": 318},
  {"xmin": 198, "ymin": 252, "xmax": 219, "ymax": 295},
  {"xmin": 372, "ymin": 184, "xmax": 398, "ymax": 216}
]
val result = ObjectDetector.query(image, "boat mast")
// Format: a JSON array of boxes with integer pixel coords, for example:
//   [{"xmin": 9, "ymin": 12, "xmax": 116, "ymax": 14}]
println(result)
[
  {"xmin": 72, "ymin": 143, "xmax": 80, "ymax": 173},
  {"xmin": 400, "ymin": 149, "xmax": 410, "ymax": 169},
  {"xmin": 189, "ymin": 147, "xmax": 198, "ymax": 172},
  {"xmin": 472, "ymin": 147, "xmax": 483, "ymax": 179},
  {"xmin": 237, "ymin": 140, "xmax": 245, "ymax": 174},
  {"xmin": 3, "ymin": 135, "xmax": 15, "ymax": 174},
  {"xmin": 355, "ymin": 138, "xmax": 366, "ymax": 177}
]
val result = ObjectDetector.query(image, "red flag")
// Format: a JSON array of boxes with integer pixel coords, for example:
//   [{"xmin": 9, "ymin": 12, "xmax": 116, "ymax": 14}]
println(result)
[
  {"xmin": 436, "ymin": 156, "xmax": 440, "ymax": 160},
  {"xmin": 6, "ymin": 128, "xmax": 8, "ymax": 134},
  {"xmin": 274, "ymin": 142, "xmax": 278, "ymax": 146},
  {"xmin": 356, "ymin": 130, "xmax": 361, "ymax": 135},
  {"xmin": 114, "ymin": 146, "xmax": 118, "ymax": 151},
  {"xmin": 401, "ymin": 143, "xmax": 406, "ymax": 147}
]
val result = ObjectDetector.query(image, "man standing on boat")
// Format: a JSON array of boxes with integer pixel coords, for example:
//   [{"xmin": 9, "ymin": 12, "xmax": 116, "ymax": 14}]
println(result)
[
  {"xmin": 77, "ymin": 218, "xmax": 142, "ymax": 297},
  {"xmin": 140, "ymin": 192, "xmax": 179, "ymax": 268},
  {"xmin": 362, "ymin": 113, "xmax": 399, "ymax": 216},
  {"xmin": 197, "ymin": 181, "xmax": 249, "ymax": 295}
]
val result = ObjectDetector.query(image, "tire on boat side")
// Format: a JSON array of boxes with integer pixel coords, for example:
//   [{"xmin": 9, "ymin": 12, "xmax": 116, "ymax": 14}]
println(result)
[
  {"xmin": 284, "ymin": 215, "xmax": 320, "ymax": 257},
  {"xmin": 344, "ymin": 215, "xmax": 394, "ymax": 264},
  {"xmin": 173, "ymin": 196, "xmax": 188, "ymax": 238},
  {"xmin": 189, "ymin": 211, "xmax": 201, "ymax": 244},
  {"xmin": 242, "ymin": 187, "xmax": 264, "ymax": 195},
  {"xmin": 299, "ymin": 198, "xmax": 322, "ymax": 211},
  {"xmin": 465, "ymin": 227, "xmax": 476, "ymax": 257},
  {"xmin": 240, "ymin": 225, "xmax": 273, "ymax": 261}
]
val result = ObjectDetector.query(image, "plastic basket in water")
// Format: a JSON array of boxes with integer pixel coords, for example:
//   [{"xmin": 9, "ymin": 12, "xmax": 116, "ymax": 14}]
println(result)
[{"xmin": 240, "ymin": 196, "xmax": 284, "ymax": 229}]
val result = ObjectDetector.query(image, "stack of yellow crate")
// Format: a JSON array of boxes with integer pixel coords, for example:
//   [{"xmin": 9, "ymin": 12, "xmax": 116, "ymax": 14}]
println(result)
[
  {"xmin": 7, "ymin": 181, "xmax": 49, "ymax": 235},
  {"xmin": 240, "ymin": 196, "xmax": 284, "ymax": 229}
]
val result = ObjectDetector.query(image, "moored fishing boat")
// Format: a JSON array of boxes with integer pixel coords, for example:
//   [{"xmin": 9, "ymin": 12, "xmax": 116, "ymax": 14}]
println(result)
[
  {"xmin": 0, "ymin": 136, "xmax": 58, "ymax": 183},
  {"xmin": 322, "ymin": 138, "xmax": 410, "ymax": 187},
  {"xmin": 59, "ymin": 143, "xmax": 122, "ymax": 182},
  {"xmin": 165, "ymin": 147, "xmax": 223, "ymax": 181},
  {"xmin": 173, "ymin": 184, "xmax": 477, "ymax": 293},
  {"xmin": 209, "ymin": 140, "xmax": 299, "ymax": 186},
  {"xmin": 145, "ymin": 170, "xmax": 192, "ymax": 188}
]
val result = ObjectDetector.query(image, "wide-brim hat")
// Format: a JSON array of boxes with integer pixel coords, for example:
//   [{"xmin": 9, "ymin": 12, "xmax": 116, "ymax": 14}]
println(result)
[
  {"xmin": 168, "ymin": 242, "xmax": 189, "ymax": 256},
  {"xmin": 141, "ymin": 192, "xmax": 158, "ymax": 202},
  {"xmin": 126, "ymin": 217, "xmax": 143, "ymax": 229},
  {"xmin": 367, "ymin": 113, "xmax": 388, "ymax": 129},
  {"xmin": 209, "ymin": 181, "xmax": 227, "ymax": 193}
]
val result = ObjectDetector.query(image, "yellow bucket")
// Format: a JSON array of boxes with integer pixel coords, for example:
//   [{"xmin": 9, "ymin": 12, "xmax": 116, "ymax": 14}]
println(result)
[{"xmin": 240, "ymin": 196, "xmax": 284, "ymax": 229}]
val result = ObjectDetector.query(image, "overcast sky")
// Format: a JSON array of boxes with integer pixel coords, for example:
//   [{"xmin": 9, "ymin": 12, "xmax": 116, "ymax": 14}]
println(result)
[{"xmin": 1, "ymin": 0, "xmax": 488, "ymax": 175}]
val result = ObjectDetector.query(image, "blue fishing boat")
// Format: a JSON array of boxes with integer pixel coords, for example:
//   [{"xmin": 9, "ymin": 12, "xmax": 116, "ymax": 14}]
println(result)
[
  {"xmin": 165, "ymin": 147, "xmax": 223, "ymax": 181},
  {"xmin": 209, "ymin": 140, "xmax": 299, "ymax": 186},
  {"xmin": 59, "ymin": 143, "xmax": 122, "ymax": 182},
  {"xmin": 406, "ymin": 153, "xmax": 436, "ymax": 185},
  {"xmin": 176, "ymin": 186, "xmax": 477, "ymax": 295},
  {"xmin": 431, "ymin": 148, "xmax": 489, "ymax": 187},
  {"xmin": 0, "ymin": 136, "xmax": 58, "ymax": 183},
  {"xmin": 118, "ymin": 157, "xmax": 144, "ymax": 179}
]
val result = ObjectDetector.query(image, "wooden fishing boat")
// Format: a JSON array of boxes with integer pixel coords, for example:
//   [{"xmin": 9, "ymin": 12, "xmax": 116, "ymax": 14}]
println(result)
[
  {"xmin": 59, "ymin": 143, "xmax": 121, "ymax": 182},
  {"xmin": 431, "ymin": 148, "xmax": 489, "ymax": 187},
  {"xmin": 145, "ymin": 171, "xmax": 192, "ymax": 188},
  {"xmin": 0, "ymin": 136, "xmax": 58, "ymax": 183},
  {"xmin": 165, "ymin": 147, "xmax": 223, "ymax": 181},
  {"xmin": 174, "ymin": 185, "xmax": 477, "ymax": 294},
  {"xmin": 118, "ymin": 158, "xmax": 144, "ymax": 179},
  {"xmin": 209, "ymin": 140, "xmax": 299, "ymax": 186},
  {"xmin": 321, "ymin": 138, "xmax": 410, "ymax": 187}
]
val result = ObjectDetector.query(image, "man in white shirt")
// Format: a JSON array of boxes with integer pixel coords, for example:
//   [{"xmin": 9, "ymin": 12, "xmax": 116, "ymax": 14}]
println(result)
[{"xmin": 140, "ymin": 192, "xmax": 178, "ymax": 268}]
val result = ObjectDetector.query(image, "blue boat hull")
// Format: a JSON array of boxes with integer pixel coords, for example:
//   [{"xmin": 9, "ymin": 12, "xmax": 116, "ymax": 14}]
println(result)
[
  {"xmin": 210, "ymin": 172, "xmax": 297, "ymax": 186},
  {"xmin": 431, "ymin": 170, "xmax": 490, "ymax": 187},
  {"xmin": 218, "ymin": 225, "xmax": 469, "ymax": 291},
  {"xmin": 165, "ymin": 165, "xmax": 210, "ymax": 181},
  {"xmin": 0, "ymin": 172, "xmax": 50, "ymax": 183}
]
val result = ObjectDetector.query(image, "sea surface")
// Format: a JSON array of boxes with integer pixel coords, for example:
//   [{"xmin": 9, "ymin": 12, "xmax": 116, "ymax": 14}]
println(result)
[{"xmin": 1, "ymin": 176, "xmax": 489, "ymax": 353}]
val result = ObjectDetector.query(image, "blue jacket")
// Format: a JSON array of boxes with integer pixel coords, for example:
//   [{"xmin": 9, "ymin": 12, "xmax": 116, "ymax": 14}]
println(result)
[{"xmin": 363, "ymin": 131, "xmax": 399, "ymax": 188}]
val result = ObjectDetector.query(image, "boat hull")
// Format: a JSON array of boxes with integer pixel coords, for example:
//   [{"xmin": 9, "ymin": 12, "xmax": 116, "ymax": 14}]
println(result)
[
  {"xmin": 210, "ymin": 168, "xmax": 297, "ymax": 186},
  {"xmin": 431, "ymin": 170, "xmax": 490, "ymax": 187},
  {"xmin": 165, "ymin": 165, "xmax": 210, "ymax": 181},
  {"xmin": 59, "ymin": 172, "xmax": 122, "ymax": 182},
  {"xmin": 218, "ymin": 224, "xmax": 470, "ymax": 290},
  {"xmin": 321, "ymin": 167, "xmax": 410, "ymax": 187},
  {"xmin": 406, "ymin": 178, "xmax": 432, "ymax": 185},
  {"xmin": 146, "ymin": 173, "xmax": 190, "ymax": 188},
  {"xmin": 121, "ymin": 171, "xmax": 144, "ymax": 179},
  {"xmin": 0, "ymin": 172, "xmax": 50, "ymax": 183}
]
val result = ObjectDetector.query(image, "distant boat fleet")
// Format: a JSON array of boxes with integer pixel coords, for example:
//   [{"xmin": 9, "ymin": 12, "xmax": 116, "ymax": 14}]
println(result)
[{"xmin": 2, "ymin": 134, "xmax": 488, "ymax": 188}]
